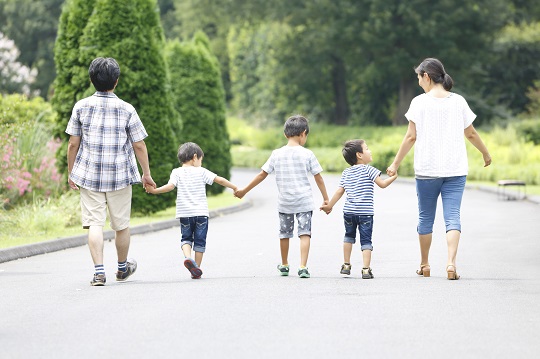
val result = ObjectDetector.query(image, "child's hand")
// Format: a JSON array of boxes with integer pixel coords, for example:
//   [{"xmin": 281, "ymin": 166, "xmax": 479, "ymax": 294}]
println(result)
[
  {"xmin": 145, "ymin": 185, "xmax": 156, "ymax": 194},
  {"xmin": 320, "ymin": 203, "xmax": 332, "ymax": 215},
  {"xmin": 234, "ymin": 188, "xmax": 246, "ymax": 199}
]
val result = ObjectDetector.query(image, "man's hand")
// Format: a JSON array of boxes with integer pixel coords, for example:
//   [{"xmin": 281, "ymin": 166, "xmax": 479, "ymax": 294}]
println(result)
[
  {"xmin": 68, "ymin": 178, "xmax": 79, "ymax": 190},
  {"xmin": 142, "ymin": 174, "xmax": 156, "ymax": 190}
]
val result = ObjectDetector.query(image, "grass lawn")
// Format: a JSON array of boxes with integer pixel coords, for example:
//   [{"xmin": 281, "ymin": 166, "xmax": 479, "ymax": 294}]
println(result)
[{"xmin": 0, "ymin": 192, "xmax": 239, "ymax": 249}]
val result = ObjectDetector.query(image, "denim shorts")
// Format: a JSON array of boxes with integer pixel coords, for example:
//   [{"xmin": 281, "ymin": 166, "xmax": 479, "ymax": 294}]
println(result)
[
  {"xmin": 343, "ymin": 214, "xmax": 374, "ymax": 251},
  {"xmin": 179, "ymin": 216, "xmax": 209, "ymax": 253},
  {"xmin": 416, "ymin": 176, "xmax": 466, "ymax": 235},
  {"xmin": 278, "ymin": 211, "xmax": 312, "ymax": 239}
]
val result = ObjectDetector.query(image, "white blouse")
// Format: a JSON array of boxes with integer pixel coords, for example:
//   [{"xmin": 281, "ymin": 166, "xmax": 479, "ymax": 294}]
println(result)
[{"xmin": 405, "ymin": 93, "xmax": 476, "ymax": 177}]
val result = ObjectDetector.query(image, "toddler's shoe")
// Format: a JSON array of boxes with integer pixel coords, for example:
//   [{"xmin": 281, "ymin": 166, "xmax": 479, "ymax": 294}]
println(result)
[
  {"xmin": 340, "ymin": 263, "xmax": 352, "ymax": 275},
  {"xmin": 277, "ymin": 264, "xmax": 290, "ymax": 276},
  {"xmin": 361, "ymin": 267, "xmax": 374, "ymax": 279},
  {"xmin": 184, "ymin": 258, "xmax": 203, "ymax": 279},
  {"xmin": 298, "ymin": 267, "xmax": 310, "ymax": 278}
]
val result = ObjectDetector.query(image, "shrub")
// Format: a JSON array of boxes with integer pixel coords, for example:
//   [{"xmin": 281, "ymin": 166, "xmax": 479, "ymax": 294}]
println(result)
[{"xmin": 165, "ymin": 33, "xmax": 232, "ymax": 195}]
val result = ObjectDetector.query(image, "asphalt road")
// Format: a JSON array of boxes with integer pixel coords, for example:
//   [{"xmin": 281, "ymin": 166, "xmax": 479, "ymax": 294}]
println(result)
[{"xmin": 1, "ymin": 168, "xmax": 539, "ymax": 358}]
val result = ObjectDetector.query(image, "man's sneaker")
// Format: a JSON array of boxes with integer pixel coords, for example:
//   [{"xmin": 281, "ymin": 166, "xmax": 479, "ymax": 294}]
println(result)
[
  {"xmin": 116, "ymin": 259, "xmax": 137, "ymax": 281},
  {"xmin": 184, "ymin": 258, "xmax": 203, "ymax": 279},
  {"xmin": 340, "ymin": 263, "xmax": 352, "ymax": 275},
  {"xmin": 277, "ymin": 264, "xmax": 290, "ymax": 276},
  {"xmin": 298, "ymin": 267, "xmax": 310, "ymax": 278},
  {"xmin": 91, "ymin": 273, "xmax": 106, "ymax": 286},
  {"xmin": 362, "ymin": 267, "xmax": 374, "ymax": 279}
]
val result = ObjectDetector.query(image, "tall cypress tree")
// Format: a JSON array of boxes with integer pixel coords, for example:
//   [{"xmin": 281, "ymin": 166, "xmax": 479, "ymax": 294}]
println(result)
[
  {"xmin": 165, "ymin": 32, "xmax": 231, "ymax": 195},
  {"xmin": 52, "ymin": 0, "xmax": 181, "ymax": 213}
]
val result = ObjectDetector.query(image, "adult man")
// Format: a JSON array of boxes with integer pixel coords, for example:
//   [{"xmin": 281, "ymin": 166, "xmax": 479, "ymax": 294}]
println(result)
[{"xmin": 66, "ymin": 57, "xmax": 156, "ymax": 286}]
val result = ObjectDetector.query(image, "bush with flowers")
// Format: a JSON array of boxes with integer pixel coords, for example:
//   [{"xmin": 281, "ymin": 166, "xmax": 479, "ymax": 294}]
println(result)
[{"xmin": 1, "ymin": 94, "xmax": 62, "ymax": 209}]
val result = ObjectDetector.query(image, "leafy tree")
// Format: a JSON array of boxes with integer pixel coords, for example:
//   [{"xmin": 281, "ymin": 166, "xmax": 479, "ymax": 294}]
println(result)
[
  {"xmin": 165, "ymin": 32, "xmax": 231, "ymax": 195},
  {"xmin": 0, "ymin": 32, "xmax": 37, "ymax": 95},
  {"xmin": 0, "ymin": 0, "xmax": 63, "ymax": 97},
  {"xmin": 53, "ymin": 0, "xmax": 181, "ymax": 213}
]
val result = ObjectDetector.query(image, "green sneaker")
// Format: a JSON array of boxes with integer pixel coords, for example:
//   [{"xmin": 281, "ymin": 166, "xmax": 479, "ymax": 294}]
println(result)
[
  {"xmin": 362, "ymin": 267, "xmax": 374, "ymax": 279},
  {"xmin": 340, "ymin": 263, "xmax": 352, "ymax": 275},
  {"xmin": 277, "ymin": 264, "xmax": 290, "ymax": 276},
  {"xmin": 298, "ymin": 267, "xmax": 310, "ymax": 278}
]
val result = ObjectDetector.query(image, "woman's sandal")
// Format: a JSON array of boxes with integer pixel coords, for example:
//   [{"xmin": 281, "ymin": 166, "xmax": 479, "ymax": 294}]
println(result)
[
  {"xmin": 446, "ymin": 265, "xmax": 460, "ymax": 280},
  {"xmin": 416, "ymin": 264, "xmax": 431, "ymax": 277}
]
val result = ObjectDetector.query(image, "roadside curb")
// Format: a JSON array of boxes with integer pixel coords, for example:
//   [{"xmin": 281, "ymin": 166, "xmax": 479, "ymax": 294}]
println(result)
[{"xmin": 0, "ymin": 200, "xmax": 252, "ymax": 264}]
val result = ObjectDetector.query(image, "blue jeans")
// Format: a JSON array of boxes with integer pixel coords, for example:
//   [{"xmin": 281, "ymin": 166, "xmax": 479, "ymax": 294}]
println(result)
[
  {"xmin": 416, "ymin": 176, "xmax": 466, "ymax": 235},
  {"xmin": 179, "ymin": 216, "xmax": 209, "ymax": 253},
  {"xmin": 343, "ymin": 214, "xmax": 374, "ymax": 251}
]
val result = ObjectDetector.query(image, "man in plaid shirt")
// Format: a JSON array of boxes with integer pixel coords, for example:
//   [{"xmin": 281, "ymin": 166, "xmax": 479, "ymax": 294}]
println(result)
[{"xmin": 66, "ymin": 57, "xmax": 156, "ymax": 286}]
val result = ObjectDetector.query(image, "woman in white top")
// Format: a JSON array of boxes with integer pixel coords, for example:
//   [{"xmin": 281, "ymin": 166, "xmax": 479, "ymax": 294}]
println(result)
[{"xmin": 387, "ymin": 58, "xmax": 491, "ymax": 280}]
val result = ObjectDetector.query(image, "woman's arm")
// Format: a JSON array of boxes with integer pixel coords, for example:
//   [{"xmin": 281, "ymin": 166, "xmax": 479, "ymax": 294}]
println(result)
[
  {"xmin": 387, "ymin": 121, "xmax": 416, "ymax": 176},
  {"xmin": 464, "ymin": 124, "xmax": 492, "ymax": 167}
]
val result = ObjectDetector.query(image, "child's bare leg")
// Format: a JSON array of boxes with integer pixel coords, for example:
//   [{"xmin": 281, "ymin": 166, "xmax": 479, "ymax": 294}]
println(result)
[
  {"xmin": 194, "ymin": 251, "xmax": 204, "ymax": 267},
  {"xmin": 362, "ymin": 249, "xmax": 372, "ymax": 268},
  {"xmin": 299, "ymin": 235, "xmax": 310, "ymax": 267},
  {"xmin": 343, "ymin": 242, "xmax": 353, "ymax": 263},
  {"xmin": 181, "ymin": 243, "xmax": 192, "ymax": 258},
  {"xmin": 279, "ymin": 238, "xmax": 289, "ymax": 265}
]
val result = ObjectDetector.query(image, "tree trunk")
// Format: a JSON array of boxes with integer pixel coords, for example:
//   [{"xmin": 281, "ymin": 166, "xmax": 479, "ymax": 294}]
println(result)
[
  {"xmin": 392, "ymin": 78, "xmax": 415, "ymax": 126},
  {"xmin": 331, "ymin": 55, "xmax": 350, "ymax": 125}
]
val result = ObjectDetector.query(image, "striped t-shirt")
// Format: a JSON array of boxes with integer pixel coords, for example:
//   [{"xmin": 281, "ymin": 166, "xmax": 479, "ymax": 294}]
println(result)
[
  {"xmin": 262, "ymin": 145, "xmax": 323, "ymax": 214},
  {"xmin": 168, "ymin": 166, "xmax": 216, "ymax": 218},
  {"xmin": 339, "ymin": 164, "xmax": 381, "ymax": 215}
]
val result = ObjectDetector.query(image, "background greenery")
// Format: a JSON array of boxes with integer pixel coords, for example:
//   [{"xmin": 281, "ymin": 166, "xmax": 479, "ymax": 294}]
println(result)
[{"xmin": 1, "ymin": 0, "xmax": 540, "ymax": 248}]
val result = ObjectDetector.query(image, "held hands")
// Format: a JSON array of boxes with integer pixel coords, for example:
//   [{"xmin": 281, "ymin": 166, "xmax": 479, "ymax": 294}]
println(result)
[
  {"xmin": 386, "ymin": 163, "xmax": 398, "ymax": 177},
  {"xmin": 234, "ymin": 188, "xmax": 247, "ymax": 199},
  {"xmin": 320, "ymin": 200, "xmax": 332, "ymax": 215},
  {"xmin": 142, "ymin": 173, "xmax": 156, "ymax": 194}
]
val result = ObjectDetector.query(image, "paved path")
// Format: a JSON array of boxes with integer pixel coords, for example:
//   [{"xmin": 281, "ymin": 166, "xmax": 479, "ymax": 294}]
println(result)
[{"xmin": 1, "ymin": 168, "xmax": 540, "ymax": 358}]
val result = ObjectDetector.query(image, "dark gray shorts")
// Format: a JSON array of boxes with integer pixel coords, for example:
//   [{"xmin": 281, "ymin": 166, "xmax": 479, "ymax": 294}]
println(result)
[{"xmin": 278, "ymin": 211, "xmax": 312, "ymax": 239}]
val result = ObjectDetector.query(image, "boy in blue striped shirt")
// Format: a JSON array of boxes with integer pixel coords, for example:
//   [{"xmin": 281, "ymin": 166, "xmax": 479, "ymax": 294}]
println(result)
[{"xmin": 320, "ymin": 140, "xmax": 397, "ymax": 278}]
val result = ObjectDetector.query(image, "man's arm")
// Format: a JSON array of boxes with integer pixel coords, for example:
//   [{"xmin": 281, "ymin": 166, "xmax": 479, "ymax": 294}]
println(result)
[
  {"xmin": 132, "ymin": 140, "xmax": 156, "ymax": 189},
  {"xmin": 67, "ymin": 135, "xmax": 81, "ymax": 190}
]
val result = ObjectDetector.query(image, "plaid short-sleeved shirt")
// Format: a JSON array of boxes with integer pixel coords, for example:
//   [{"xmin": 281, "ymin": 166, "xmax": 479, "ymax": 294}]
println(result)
[{"xmin": 65, "ymin": 92, "xmax": 148, "ymax": 192}]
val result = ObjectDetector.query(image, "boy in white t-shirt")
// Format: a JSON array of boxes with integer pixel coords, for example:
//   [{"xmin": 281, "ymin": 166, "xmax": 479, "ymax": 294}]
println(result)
[
  {"xmin": 146, "ymin": 142, "xmax": 237, "ymax": 279},
  {"xmin": 235, "ymin": 115, "xmax": 329, "ymax": 278},
  {"xmin": 321, "ymin": 140, "xmax": 397, "ymax": 279}
]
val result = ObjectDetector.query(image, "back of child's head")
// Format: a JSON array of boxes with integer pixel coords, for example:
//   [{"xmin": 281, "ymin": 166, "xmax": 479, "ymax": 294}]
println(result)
[
  {"xmin": 284, "ymin": 115, "xmax": 310, "ymax": 138},
  {"xmin": 88, "ymin": 57, "xmax": 120, "ymax": 91},
  {"xmin": 178, "ymin": 142, "xmax": 204, "ymax": 163},
  {"xmin": 342, "ymin": 139, "xmax": 365, "ymax": 166}
]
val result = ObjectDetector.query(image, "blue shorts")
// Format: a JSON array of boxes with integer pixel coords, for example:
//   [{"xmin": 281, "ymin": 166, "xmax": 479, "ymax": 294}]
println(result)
[
  {"xmin": 343, "ymin": 214, "xmax": 374, "ymax": 251},
  {"xmin": 415, "ymin": 176, "xmax": 466, "ymax": 235},
  {"xmin": 179, "ymin": 216, "xmax": 208, "ymax": 253}
]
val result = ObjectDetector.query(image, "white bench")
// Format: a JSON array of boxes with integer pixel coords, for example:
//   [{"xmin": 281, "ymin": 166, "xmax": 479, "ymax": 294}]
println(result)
[{"xmin": 497, "ymin": 180, "xmax": 526, "ymax": 200}]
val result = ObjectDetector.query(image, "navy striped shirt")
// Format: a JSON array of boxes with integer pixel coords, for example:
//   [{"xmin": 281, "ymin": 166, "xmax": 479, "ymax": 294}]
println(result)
[{"xmin": 339, "ymin": 164, "xmax": 381, "ymax": 215}]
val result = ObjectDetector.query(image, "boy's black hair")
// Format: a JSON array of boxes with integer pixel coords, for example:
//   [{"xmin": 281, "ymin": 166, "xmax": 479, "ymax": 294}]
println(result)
[
  {"xmin": 342, "ymin": 139, "xmax": 365, "ymax": 166},
  {"xmin": 177, "ymin": 142, "xmax": 204, "ymax": 163},
  {"xmin": 88, "ymin": 57, "xmax": 120, "ymax": 91},
  {"xmin": 284, "ymin": 115, "xmax": 309, "ymax": 137}
]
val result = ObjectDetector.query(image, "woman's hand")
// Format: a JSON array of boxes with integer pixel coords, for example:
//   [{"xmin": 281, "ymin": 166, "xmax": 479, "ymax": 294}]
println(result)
[
  {"xmin": 386, "ymin": 163, "xmax": 398, "ymax": 176},
  {"xmin": 483, "ymin": 153, "xmax": 492, "ymax": 167}
]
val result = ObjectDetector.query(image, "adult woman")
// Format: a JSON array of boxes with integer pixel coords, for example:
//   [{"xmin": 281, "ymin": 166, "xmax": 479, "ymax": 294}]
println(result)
[{"xmin": 386, "ymin": 58, "xmax": 491, "ymax": 280}]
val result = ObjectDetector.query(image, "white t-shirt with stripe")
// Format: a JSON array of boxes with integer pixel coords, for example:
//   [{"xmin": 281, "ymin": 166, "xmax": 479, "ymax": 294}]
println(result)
[
  {"xmin": 262, "ymin": 145, "xmax": 323, "ymax": 214},
  {"xmin": 405, "ymin": 93, "xmax": 476, "ymax": 177},
  {"xmin": 339, "ymin": 164, "xmax": 381, "ymax": 215},
  {"xmin": 168, "ymin": 166, "xmax": 217, "ymax": 218}
]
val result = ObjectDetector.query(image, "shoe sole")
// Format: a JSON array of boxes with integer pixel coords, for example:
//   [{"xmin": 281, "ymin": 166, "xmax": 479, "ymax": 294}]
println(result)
[
  {"xmin": 340, "ymin": 271, "xmax": 350, "ymax": 275},
  {"xmin": 299, "ymin": 272, "xmax": 310, "ymax": 278},
  {"xmin": 116, "ymin": 267, "xmax": 137, "ymax": 281},
  {"xmin": 279, "ymin": 271, "xmax": 289, "ymax": 276},
  {"xmin": 184, "ymin": 259, "xmax": 203, "ymax": 278},
  {"xmin": 91, "ymin": 281, "xmax": 105, "ymax": 286}
]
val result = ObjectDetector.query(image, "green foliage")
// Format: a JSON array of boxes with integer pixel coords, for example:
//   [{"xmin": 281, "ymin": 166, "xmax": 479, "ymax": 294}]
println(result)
[
  {"xmin": 0, "ymin": 0, "xmax": 64, "ymax": 96},
  {"xmin": 52, "ymin": 0, "xmax": 181, "ymax": 214},
  {"xmin": 165, "ymin": 33, "xmax": 231, "ymax": 195}
]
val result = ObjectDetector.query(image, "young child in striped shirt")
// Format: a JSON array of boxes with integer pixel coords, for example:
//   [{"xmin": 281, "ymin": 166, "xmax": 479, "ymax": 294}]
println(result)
[
  {"xmin": 320, "ymin": 140, "xmax": 397, "ymax": 279},
  {"xmin": 146, "ymin": 142, "xmax": 237, "ymax": 279}
]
